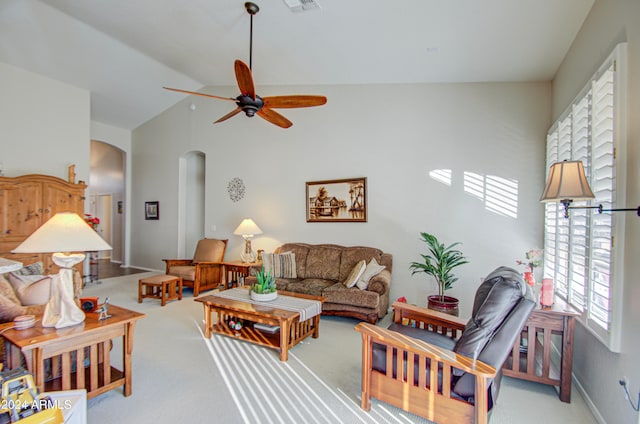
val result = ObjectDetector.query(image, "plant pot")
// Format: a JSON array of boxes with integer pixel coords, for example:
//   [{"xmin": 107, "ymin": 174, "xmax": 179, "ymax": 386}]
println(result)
[
  {"xmin": 250, "ymin": 290, "xmax": 277, "ymax": 302},
  {"xmin": 427, "ymin": 295, "xmax": 459, "ymax": 316}
]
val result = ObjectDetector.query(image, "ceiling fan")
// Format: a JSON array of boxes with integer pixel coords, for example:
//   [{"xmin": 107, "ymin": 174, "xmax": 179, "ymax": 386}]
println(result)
[{"xmin": 163, "ymin": 2, "xmax": 327, "ymax": 129}]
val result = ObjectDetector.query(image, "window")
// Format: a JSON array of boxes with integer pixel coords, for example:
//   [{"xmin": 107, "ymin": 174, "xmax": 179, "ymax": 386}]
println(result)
[{"xmin": 543, "ymin": 43, "xmax": 627, "ymax": 352}]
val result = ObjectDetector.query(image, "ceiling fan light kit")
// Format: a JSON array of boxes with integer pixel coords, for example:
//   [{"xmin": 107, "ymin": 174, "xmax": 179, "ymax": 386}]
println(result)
[{"xmin": 163, "ymin": 1, "xmax": 326, "ymax": 128}]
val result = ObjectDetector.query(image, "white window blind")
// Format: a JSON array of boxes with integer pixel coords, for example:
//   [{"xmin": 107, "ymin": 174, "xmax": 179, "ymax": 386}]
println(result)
[{"xmin": 543, "ymin": 43, "xmax": 627, "ymax": 352}]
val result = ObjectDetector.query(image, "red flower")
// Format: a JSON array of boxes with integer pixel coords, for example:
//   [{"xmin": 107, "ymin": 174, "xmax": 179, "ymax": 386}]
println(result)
[{"xmin": 397, "ymin": 296, "xmax": 407, "ymax": 303}]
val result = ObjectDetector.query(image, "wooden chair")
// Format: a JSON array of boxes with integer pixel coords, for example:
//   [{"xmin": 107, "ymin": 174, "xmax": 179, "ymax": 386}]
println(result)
[
  {"xmin": 355, "ymin": 266, "xmax": 535, "ymax": 424},
  {"xmin": 163, "ymin": 238, "xmax": 228, "ymax": 297}
]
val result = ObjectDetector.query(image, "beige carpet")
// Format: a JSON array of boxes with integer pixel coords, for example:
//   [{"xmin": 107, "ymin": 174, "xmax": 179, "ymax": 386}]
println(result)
[{"xmin": 82, "ymin": 273, "xmax": 597, "ymax": 423}]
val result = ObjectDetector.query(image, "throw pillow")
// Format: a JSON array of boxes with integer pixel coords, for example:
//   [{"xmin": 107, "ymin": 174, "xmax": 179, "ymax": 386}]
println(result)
[
  {"xmin": 12, "ymin": 261, "xmax": 44, "ymax": 276},
  {"xmin": 342, "ymin": 260, "xmax": 367, "ymax": 288},
  {"xmin": 8, "ymin": 273, "xmax": 52, "ymax": 306},
  {"xmin": 356, "ymin": 258, "xmax": 386, "ymax": 290},
  {"xmin": 263, "ymin": 252, "xmax": 297, "ymax": 279}
]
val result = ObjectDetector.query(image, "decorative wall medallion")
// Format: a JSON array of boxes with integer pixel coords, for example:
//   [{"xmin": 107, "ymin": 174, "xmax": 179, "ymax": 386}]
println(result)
[{"xmin": 228, "ymin": 177, "xmax": 245, "ymax": 202}]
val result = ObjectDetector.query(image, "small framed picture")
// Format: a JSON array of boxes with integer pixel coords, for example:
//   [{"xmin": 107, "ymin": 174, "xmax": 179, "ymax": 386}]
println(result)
[
  {"xmin": 306, "ymin": 177, "xmax": 367, "ymax": 222},
  {"xmin": 145, "ymin": 201, "xmax": 159, "ymax": 220}
]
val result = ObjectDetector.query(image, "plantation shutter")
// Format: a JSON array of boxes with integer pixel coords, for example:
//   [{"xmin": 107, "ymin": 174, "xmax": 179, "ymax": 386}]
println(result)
[
  {"xmin": 588, "ymin": 64, "xmax": 615, "ymax": 330},
  {"xmin": 542, "ymin": 43, "xmax": 626, "ymax": 352}
]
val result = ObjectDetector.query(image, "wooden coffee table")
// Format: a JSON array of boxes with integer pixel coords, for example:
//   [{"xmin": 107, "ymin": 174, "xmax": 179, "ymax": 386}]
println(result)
[
  {"xmin": 1, "ymin": 305, "xmax": 145, "ymax": 399},
  {"xmin": 195, "ymin": 290, "xmax": 325, "ymax": 361}
]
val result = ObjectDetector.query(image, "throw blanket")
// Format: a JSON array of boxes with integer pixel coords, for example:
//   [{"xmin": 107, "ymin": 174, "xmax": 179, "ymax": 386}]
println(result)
[{"xmin": 213, "ymin": 288, "xmax": 322, "ymax": 322}]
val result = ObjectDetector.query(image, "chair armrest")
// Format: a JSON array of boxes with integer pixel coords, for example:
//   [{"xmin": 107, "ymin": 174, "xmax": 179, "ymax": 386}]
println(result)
[
  {"xmin": 392, "ymin": 301, "xmax": 467, "ymax": 339},
  {"xmin": 163, "ymin": 259, "xmax": 193, "ymax": 267},
  {"xmin": 193, "ymin": 261, "xmax": 224, "ymax": 269},
  {"xmin": 355, "ymin": 322, "xmax": 495, "ymax": 378}
]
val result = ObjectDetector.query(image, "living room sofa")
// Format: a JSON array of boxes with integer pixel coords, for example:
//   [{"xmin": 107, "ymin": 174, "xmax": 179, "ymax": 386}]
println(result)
[{"xmin": 247, "ymin": 243, "xmax": 392, "ymax": 323}]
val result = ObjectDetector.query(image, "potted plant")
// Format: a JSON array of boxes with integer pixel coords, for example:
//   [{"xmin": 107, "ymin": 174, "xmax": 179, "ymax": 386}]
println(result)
[
  {"xmin": 409, "ymin": 232, "xmax": 469, "ymax": 316},
  {"xmin": 251, "ymin": 266, "xmax": 277, "ymax": 301}
]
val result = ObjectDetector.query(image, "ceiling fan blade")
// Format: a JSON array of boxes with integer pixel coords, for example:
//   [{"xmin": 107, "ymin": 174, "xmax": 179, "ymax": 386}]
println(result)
[
  {"xmin": 163, "ymin": 86, "xmax": 235, "ymax": 102},
  {"xmin": 234, "ymin": 60, "xmax": 255, "ymax": 100},
  {"xmin": 257, "ymin": 107, "xmax": 293, "ymax": 128},
  {"xmin": 263, "ymin": 95, "xmax": 327, "ymax": 109},
  {"xmin": 214, "ymin": 107, "xmax": 243, "ymax": 124}
]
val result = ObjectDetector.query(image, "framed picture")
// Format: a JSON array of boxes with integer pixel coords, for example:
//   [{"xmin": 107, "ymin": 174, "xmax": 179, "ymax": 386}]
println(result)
[
  {"xmin": 145, "ymin": 201, "xmax": 159, "ymax": 220},
  {"xmin": 306, "ymin": 177, "xmax": 367, "ymax": 222}
]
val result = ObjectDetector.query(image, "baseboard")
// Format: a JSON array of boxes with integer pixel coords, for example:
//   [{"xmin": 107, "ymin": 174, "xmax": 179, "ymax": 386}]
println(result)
[
  {"xmin": 549, "ymin": 339, "xmax": 606, "ymax": 423},
  {"xmin": 128, "ymin": 266, "xmax": 163, "ymax": 273},
  {"xmin": 572, "ymin": 373, "xmax": 607, "ymax": 424}
]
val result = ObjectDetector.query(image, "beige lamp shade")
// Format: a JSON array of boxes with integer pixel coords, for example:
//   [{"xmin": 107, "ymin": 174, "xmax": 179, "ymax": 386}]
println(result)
[
  {"xmin": 12, "ymin": 212, "xmax": 112, "ymax": 254},
  {"xmin": 540, "ymin": 160, "xmax": 595, "ymax": 202},
  {"xmin": 233, "ymin": 218, "xmax": 263, "ymax": 236}
]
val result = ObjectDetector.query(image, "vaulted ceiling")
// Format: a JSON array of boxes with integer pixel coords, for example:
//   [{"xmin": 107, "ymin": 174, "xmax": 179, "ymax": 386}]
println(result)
[{"xmin": 0, "ymin": 0, "xmax": 594, "ymax": 130}]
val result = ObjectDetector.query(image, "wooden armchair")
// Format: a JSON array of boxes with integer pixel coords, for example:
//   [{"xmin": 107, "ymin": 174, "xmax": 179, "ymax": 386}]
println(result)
[
  {"xmin": 355, "ymin": 267, "xmax": 535, "ymax": 424},
  {"xmin": 163, "ymin": 238, "xmax": 228, "ymax": 297}
]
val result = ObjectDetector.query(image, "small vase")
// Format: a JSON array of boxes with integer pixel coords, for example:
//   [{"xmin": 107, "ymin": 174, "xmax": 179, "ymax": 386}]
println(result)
[
  {"xmin": 524, "ymin": 271, "xmax": 535, "ymax": 287},
  {"xmin": 540, "ymin": 278, "xmax": 554, "ymax": 307}
]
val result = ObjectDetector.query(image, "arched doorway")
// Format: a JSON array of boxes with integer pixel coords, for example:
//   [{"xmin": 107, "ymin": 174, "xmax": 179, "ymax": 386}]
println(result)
[
  {"xmin": 89, "ymin": 140, "xmax": 125, "ymax": 263},
  {"xmin": 178, "ymin": 151, "xmax": 205, "ymax": 258}
]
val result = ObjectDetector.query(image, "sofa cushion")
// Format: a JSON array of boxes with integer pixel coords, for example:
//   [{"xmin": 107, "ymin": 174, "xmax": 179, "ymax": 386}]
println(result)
[
  {"xmin": 322, "ymin": 283, "xmax": 380, "ymax": 309},
  {"xmin": 8, "ymin": 273, "xmax": 52, "ymax": 306},
  {"xmin": 168, "ymin": 266, "xmax": 196, "ymax": 281},
  {"xmin": 285, "ymin": 278, "xmax": 335, "ymax": 297},
  {"xmin": 276, "ymin": 244, "xmax": 310, "ymax": 279},
  {"xmin": 192, "ymin": 239, "xmax": 226, "ymax": 264},
  {"xmin": 338, "ymin": 247, "xmax": 383, "ymax": 282},
  {"xmin": 305, "ymin": 246, "xmax": 342, "ymax": 281},
  {"xmin": 343, "ymin": 260, "xmax": 366, "ymax": 288},
  {"xmin": 11, "ymin": 261, "xmax": 44, "ymax": 276},
  {"xmin": 0, "ymin": 274, "xmax": 26, "ymax": 322},
  {"xmin": 263, "ymin": 252, "xmax": 297, "ymax": 278},
  {"xmin": 356, "ymin": 258, "xmax": 386, "ymax": 290}
]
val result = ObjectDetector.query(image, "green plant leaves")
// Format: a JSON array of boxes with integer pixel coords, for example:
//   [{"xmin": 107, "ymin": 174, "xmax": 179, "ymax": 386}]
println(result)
[
  {"xmin": 409, "ymin": 232, "xmax": 469, "ymax": 297},
  {"xmin": 252, "ymin": 266, "xmax": 276, "ymax": 294}
]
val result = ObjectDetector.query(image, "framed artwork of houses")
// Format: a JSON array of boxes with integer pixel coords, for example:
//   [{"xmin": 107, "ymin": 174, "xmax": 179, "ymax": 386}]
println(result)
[{"xmin": 306, "ymin": 177, "xmax": 367, "ymax": 222}]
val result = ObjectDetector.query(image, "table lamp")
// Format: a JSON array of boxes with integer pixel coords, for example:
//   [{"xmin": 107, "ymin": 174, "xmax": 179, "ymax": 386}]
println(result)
[
  {"xmin": 233, "ymin": 218, "xmax": 262, "ymax": 263},
  {"xmin": 12, "ymin": 212, "xmax": 112, "ymax": 329}
]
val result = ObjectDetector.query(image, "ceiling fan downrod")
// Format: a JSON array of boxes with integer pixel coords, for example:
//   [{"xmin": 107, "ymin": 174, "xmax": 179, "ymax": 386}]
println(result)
[{"xmin": 245, "ymin": 2, "xmax": 259, "ymax": 71}]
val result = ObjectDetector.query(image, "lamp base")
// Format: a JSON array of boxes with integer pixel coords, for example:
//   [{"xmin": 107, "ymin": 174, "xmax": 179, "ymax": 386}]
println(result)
[
  {"xmin": 241, "ymin": 237, "xmax": 256, "ymax": 263},
  {"xmin": 43, "ymin": 253, "xmax": 86, "ymax": 329}
]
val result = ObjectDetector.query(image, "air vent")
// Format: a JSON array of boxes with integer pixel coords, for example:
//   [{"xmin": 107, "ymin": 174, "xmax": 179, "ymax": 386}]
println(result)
[{"xmin": 282, "ymin": 0, "xmax": 320, "ymax": 12}]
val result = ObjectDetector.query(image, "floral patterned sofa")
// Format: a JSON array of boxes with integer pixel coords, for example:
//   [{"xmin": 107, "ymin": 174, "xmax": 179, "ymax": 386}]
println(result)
[{"xmin": 247, "ymin": 243, "xmax": 392, "ymax": 323}]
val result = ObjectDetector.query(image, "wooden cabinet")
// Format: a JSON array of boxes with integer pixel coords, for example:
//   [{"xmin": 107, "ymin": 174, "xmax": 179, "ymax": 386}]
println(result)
[{"xmin": 0, "ymin": 174, "xmax": 86, "ymax": 274}]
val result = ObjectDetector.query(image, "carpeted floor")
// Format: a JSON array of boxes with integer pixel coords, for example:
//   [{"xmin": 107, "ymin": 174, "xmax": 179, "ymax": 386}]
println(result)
[{"xmin": 82, "ymin": 273, "xmax": 598, "ymax": 423}]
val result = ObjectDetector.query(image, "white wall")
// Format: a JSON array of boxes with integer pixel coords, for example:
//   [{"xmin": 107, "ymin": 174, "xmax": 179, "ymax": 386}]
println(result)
[
  {"xmin": 552, "ymin": 1, "xmax": 640, "ymax": 423},
  {"xmin": 131, "ymin": 81, "xmax": 550, "ymax": 317},
  {"xmin": 0, "ymin": 61, "xmax": 89, "ymax": 180}
]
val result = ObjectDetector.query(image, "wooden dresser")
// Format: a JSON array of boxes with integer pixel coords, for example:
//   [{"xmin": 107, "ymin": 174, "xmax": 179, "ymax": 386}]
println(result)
[{"xmin": 0, "ymin": 174, "xmax": 86, "ymax": 274}]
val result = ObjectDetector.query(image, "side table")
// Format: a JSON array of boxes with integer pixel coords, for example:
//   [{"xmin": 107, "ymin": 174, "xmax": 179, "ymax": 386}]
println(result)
[
  {"xmin": 1, "ymin": 305, "xmax": 145, "ymax": 399},
  {"xmin": 221, "ymin": 261, "xmax": 262, "ymax": 289},
  {"xmin": 502, "ymin": 296, "xmax": 579, "ymax": 402}
]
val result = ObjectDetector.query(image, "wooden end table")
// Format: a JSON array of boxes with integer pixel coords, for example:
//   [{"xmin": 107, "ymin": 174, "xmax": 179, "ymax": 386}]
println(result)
[
  {"xmin": 1, "ymin": 305, "xmax": 145, "ymax": 399},
  {"xmin": 502, "ymin": 297, "xmax": 579, "ymax": 402},
  {"xmin": 221, "ymin": 261, "xmax": 262, "ymax": 289},
  {"xmin": 195, "ymin": 289, "xmax": 324, "ymax": 361}
]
